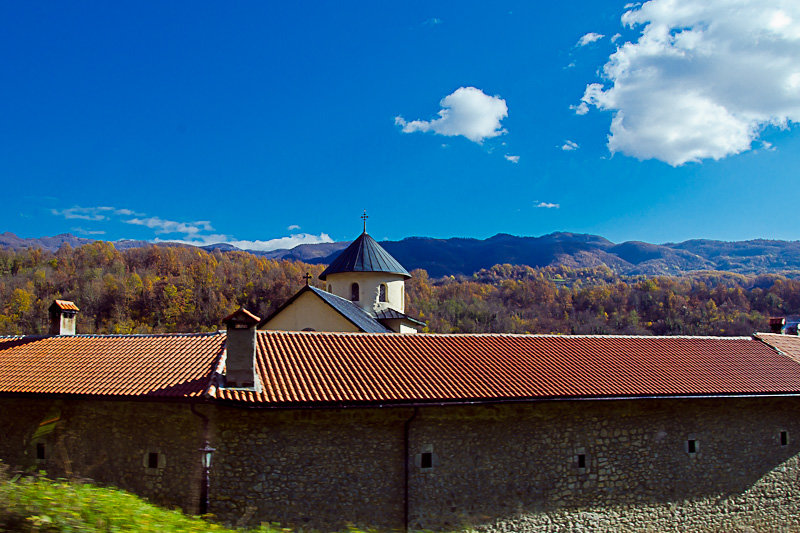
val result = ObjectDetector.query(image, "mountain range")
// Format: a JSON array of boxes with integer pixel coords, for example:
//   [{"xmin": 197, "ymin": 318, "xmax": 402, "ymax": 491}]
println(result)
[{"xmin": 3, "ymin": 231, "xmax": 800, "ymax": 277}]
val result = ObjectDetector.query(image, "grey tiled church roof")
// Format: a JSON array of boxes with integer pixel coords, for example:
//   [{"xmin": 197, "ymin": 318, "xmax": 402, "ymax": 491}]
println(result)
[
  {"xmin": 308, "ymin": 287, "xmax": 391, "ymax": 333},
  {"xmin": 375, "ymin": 308, "xmax": 426, "ymax": 326},
  {"xmin": 319, "ymin": 232, "xmax": 410, "ymax": 280}
]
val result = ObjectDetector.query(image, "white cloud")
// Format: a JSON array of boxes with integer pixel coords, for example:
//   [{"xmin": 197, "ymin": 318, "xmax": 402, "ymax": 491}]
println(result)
[
  {"xmin": 227, "ymin": 233, "xmax": 334, "ymax": 251},
  {"xmin": 535, "ymin": 202, "xmax": 560, "ymax": 209},
  {"xmin": 561, "ymin": 140, "xmax": 579, "ymax": 151},
  {"xmin": 51, "ymin": 204, "xmax": 332, "ymax": 253},
  {"xmin": 72, "ymin": 227, "xmax": 106, "ymax": 235},
  {"xmin": 159, "ymin": 233, "xmax": 333, "ymax": 252},
  {"xmin": 504, "ymin": 154, "xmax": 520, "ymax": 163},
  {"xmin": 570, "ymin": 102, "xmax": 590, "ymax": 115},
  {"xmin": 395, "ymin": 87, "xmax": 508, "ymax": 143},
  {"xmin": 124, "ymin": 216, "xmax": 214, "ymax": 235},
  {"xmin": 52, "ymin": 206, "xmax": 144, "ymax": 221},
  {"xmin": 577, "ymin": 32, "xmax": 605, "ymax": 46},
  {"xmin": 422, "ymin": 18, "xmax": 442, "ymax": 26},
  {"xmin": 611, "ymin": 33, "xmax": 622, "ymax": 43},
  {"xmin": 577, "ymin": 0, "xmax": 800, "ymax": 166}
]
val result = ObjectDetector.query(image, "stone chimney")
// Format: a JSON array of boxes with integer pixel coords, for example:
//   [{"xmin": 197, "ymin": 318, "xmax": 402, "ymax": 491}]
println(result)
[
  {"xmin": 49, "ymin": 300, "xmax": 79, "ymax": 335},
  {"xmin": 222, "ymin": 307, "xmax": 261, "ymax": 389},
  {"xmin": 769, "ymin": 317, "xmax": 786, "ymax": 334}
]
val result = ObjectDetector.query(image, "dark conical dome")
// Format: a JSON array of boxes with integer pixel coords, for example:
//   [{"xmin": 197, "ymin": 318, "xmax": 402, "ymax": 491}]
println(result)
[{"xmin": 319, "ymin": 232, "xmax": 410, "ymax": 281}]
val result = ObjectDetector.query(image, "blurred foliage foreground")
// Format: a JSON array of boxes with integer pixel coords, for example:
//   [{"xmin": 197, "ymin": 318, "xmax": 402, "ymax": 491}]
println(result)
[
  {"xmin": 0, "ymin": 463, "xmax": 384, "ymax": 533},
  {"xmin": 2, "ymin": 242, "xmax": 800, "ymax": 336}
]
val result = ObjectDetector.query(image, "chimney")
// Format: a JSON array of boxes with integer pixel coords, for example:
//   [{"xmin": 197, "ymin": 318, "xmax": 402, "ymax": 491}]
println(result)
[
  {"xmin": 769, "ymin": 317, "xmax": 785, "ymax": 334},
  {"xmin": 222, "ymin": 307, "xmax": 261, "ymax": 389},
  {"xmin": 49, "ymin": 300, "xmax": 79, "ymax": 335}
]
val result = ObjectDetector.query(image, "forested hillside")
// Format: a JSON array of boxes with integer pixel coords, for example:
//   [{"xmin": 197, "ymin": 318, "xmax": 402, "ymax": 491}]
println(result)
[{"xmin": 0, "ymin": 242, "xmax": 798, "ymax": 336}]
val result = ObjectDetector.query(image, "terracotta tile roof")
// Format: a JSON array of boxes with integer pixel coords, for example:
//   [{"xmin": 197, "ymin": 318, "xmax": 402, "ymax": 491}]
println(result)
[
  {"xmin": 211, "ymin": 331, "xmax": 800, "ymax": 405},
  {"xmin": 755, "ymin": 333, "xmax": 800, "ymax": 364},
  {"xmin": 3, "ymin": 330, "xmax": 800, "ymax": 405},
  {"xmin": 52, "ymin": 300, "xmax": 79, "ymax": 311},
  {"xmin": 0, "ymin": 333, "xmax": 223, "ymax": 398}
]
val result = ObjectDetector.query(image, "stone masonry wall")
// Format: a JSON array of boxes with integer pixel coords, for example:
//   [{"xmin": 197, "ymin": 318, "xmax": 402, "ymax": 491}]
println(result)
[
  {"xmin": 210, "ymin": 406, "xmax": 412, "ymax": 531},
  {"xmin": 3, "ymin": 396, "xmax": 800, "ymax": 532},
  {"xmin": 408, "ymin": 397, "xmax": 800, "ymax": 532},
  {"xmin": 0, "ymin": 398, "xmax": 206, "ymax": 514}
]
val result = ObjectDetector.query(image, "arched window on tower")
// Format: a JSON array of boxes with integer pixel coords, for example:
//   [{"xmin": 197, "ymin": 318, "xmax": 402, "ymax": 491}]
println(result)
[
  {"xmin": 351, "ymin": 283, "xmax": 360, "ymax": 301},
  {"xmin": 379, "ymin": 284, "xmax": 387, "ymax": 302}
]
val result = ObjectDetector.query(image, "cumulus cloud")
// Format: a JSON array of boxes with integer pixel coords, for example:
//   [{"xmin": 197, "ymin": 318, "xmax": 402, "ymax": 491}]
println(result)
[
  {"xmin": 287, "ymin": 224, "xmax": 301, "ymax": 231},
  {"xmin": 561, "ymin": 140, "xmax": 579, "ymax": 151},
  {"xmin": 577, "ymin": 32, "xmax": 605, "ymax": 46},
  {"xmin": 504, "ymin": 154, "xmax": 520, "ymax": 163},
  {"xmin": 535, "ymin": 202, "xmax": 560, "ymax": 209},
  {"xmin": 570, "ymin": 102, "xmax": 589, "ymax": 115},
  {"xmin": 577, "ymin": 0, "xmax": 800, "ymax": 166},
  {"xmin": 395, "ymin": 87, "xmax": 508, "ymax": 143}
]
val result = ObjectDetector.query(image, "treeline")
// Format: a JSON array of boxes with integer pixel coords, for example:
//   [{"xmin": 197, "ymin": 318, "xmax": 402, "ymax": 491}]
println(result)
[{"xmin": 0, "ymin": 243, "xmax": 798, "ymax": 336}]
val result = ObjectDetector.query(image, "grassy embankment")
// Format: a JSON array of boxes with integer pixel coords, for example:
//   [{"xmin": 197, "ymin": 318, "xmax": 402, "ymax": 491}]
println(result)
[{"xmin": 0, "ymin": 464, "xmax": 379, "ymax": 533}]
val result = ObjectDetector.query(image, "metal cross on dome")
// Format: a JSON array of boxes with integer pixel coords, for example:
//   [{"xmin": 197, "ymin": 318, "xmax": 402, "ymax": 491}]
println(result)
[{"xmin": 361, "ymin": 210, "xmax": 368, "ymax": 233}]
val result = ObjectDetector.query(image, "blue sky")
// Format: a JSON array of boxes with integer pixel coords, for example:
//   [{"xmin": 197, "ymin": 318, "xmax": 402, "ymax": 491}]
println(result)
[{"xmin": 2, "ymin": 1, "xmax": 800, "ymax": 250}]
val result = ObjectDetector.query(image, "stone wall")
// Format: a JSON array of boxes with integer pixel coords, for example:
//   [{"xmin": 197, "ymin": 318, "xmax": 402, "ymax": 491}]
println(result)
[
  {"xmin": 2, "ymin": 396, "xmax": 800, "ymax": 532},
  {"xmin": 407, "ymin": 397, "xmax": 800, "ymax": 532},
  {"xmin": 211, "ymin": 406, "xmax": 412, "ymax": 530},
  {"xmin": 0, "ymin": 397, "xmax": 206, "ymax": 514}
]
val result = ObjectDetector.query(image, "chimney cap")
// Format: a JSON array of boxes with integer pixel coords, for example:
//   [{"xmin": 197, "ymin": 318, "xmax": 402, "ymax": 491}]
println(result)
[
  {"xmin": 223, "ymin": 307, "xmax": 261, "ymax": 327},
  {"xmin": 50, "ymin": 299, "xmax": 79, "ymax": 312},
  {"xmin": 769, "ymin": 317, "xmax": 786, "ymax": 334}
]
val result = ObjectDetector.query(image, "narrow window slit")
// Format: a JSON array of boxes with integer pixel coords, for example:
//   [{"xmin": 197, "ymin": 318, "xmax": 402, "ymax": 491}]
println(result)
[{"xmin": 421, "ymin": 452, "xmax": 433, "ymax": 469}]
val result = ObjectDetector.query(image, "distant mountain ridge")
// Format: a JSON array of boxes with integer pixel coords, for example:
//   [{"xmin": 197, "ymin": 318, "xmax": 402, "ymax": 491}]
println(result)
[{"xmin": 3, "ymin": 231, "xmax": 800, "ymax": 277}]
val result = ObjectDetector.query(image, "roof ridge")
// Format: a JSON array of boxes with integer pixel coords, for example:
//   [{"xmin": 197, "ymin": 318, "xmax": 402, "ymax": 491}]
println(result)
[
  {"xmin": 1, "ymin": 331, "xmax": 224, "ymax": 340},
  {"xmin": 255, "ymin": 330, "xmax": 755, "ymax": 340}
]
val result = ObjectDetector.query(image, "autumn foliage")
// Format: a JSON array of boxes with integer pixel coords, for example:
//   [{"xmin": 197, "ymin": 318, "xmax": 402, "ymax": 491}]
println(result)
[{"xmin": 0, "ymin": 243, "xmax": 798, "ymax": 336}]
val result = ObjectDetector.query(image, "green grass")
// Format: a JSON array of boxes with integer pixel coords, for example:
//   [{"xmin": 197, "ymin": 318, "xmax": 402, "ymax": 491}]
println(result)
[{"xmin": 0, "ymin": 463, "xmax": 304, "ymax": 533}]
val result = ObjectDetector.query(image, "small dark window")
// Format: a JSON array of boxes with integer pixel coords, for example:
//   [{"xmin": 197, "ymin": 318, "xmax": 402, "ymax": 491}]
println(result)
[
  {"xmin": 577, "ymin": 454, "xmax": 586, "ymax": 469},
  {"xmin": 148, "ymin": 452, "xmax": 159, "ymax": 469},
  {"xmin": 351, "ymin": 283, "xmax": 359, "ymax": 301},
  {"xmin": 781, "ymin": 431, "xmax": 789, "ymax": 446},
  {"xmin": 420, "ymin": 452, "xmax": 433, "ymax": 469},
  {"xmin": 687, "ymin": 439, "xmax": 697, "ymax": 454},
  {"xmin": 36, "ymin": 442, "xmax": 45, "ymax": 460},
  {"xmin": 379, "ymin": 284, "xmax": 387, "ymax": 302}
]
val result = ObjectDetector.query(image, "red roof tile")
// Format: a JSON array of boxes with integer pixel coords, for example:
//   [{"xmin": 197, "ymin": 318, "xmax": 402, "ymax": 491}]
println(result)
[
  {"xmin": 213, "ymin": 331, "xmax": 800, "ymax": 405},
  {"xmin": 3, "ymin": 331, "xmax": 800, "ymax": 405},
  {"xmin": 755, "ymin": 333, "xmax": 800, "ymax": 364},
  {"xmin": 52, "ymin": 300, "xmax": 79, "ymax": 311},
  {"xmin": 0, "ymin": 333, "xmax": 223, "ymax": 398}
]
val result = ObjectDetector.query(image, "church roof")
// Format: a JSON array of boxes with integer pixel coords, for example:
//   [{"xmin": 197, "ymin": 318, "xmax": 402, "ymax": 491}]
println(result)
[
  {"xmin": 375, "ymin": 308, "xmax": 426, "ymax": 327},
  {"xmin": 319, "ymin": 232, "xmax": 410, "ymax": 280},
  {"xmin": 5, "ymin": 330, "xmax": 800, "ymax": 406},
  {"xmin": 259, "ymin": 286, "xmax": 391, "ymax": 333}
]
